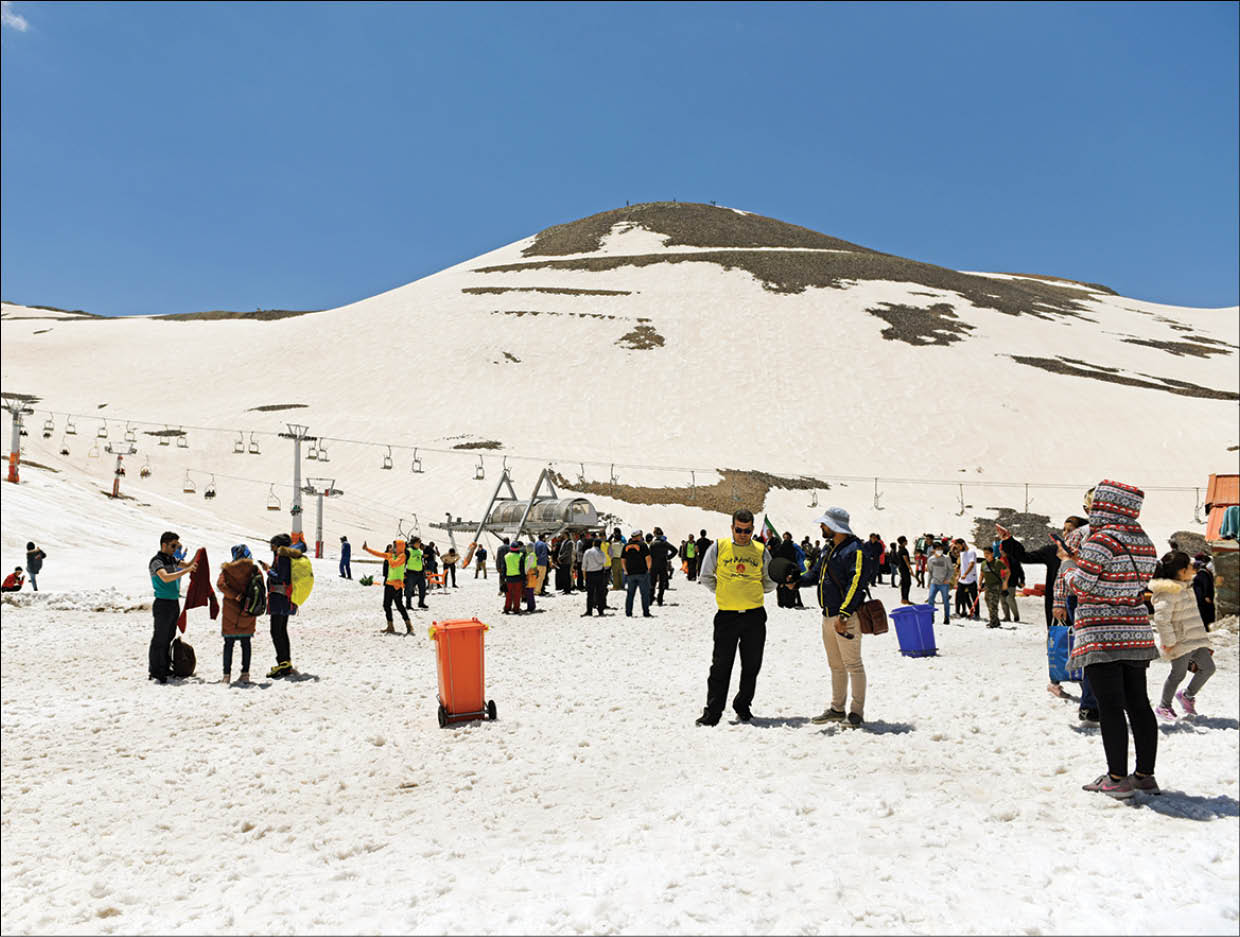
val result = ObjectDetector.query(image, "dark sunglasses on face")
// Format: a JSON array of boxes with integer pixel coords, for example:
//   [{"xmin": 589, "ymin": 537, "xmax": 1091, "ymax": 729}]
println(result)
[{"xmin": 734, "ymin": 526, "xmax": 753, "ymax": 534}]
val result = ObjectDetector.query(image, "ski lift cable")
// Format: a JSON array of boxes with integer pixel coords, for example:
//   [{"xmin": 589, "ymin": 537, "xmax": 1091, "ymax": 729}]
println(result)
[{"xmin": 34, "ymin": 404, "xmax": 1206, "ymax": 493}]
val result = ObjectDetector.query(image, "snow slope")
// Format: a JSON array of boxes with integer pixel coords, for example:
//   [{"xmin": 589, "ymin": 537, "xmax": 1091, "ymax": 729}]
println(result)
[{"xmin": 2, "ymin": 203, "xmax": 1238, "ymax": 934}]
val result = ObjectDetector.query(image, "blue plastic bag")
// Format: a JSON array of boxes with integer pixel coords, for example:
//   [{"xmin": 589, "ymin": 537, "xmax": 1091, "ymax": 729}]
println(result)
[{"xmin": 1048, "ymin": 624, "xmax": 1083, "ymax": 682}]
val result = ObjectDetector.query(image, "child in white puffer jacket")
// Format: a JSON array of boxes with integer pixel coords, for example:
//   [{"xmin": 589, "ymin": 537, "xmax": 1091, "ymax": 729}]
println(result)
[{"xmin": 1149, "ymin": 550, "xmax": 1215, "ymax": 720}]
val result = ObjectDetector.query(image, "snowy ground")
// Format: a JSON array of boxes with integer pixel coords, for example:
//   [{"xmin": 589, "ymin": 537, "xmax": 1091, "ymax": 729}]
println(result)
[{"xmin": 2, "ymin": 558, "xmax": 1237, "ymax": 935}]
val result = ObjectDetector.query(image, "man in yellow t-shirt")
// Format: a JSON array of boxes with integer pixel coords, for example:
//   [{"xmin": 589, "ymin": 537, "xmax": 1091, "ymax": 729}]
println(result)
[{"xmin": 695, "ymin": 509, "xmax": 776, "ymax": 725}]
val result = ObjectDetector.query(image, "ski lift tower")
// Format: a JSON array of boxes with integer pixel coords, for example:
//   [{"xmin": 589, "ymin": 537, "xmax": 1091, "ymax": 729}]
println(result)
[
  {"xmin": 301, "ymin": 476, "xmax": 343, "ymax": 559},
  {"xmin": 2, "ymin": 396, "xmax": 35, "ymax": 484},
  {"xmin": 279, "ymin": 424, "xmax": 316, "ymax": 543}
]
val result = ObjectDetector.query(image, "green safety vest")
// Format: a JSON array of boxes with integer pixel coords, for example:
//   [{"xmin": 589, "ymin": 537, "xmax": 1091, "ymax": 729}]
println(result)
[
  {"xmin": 406, "ymin": 549, "xmax": 423, "ymax": 572},
  {"xmin": 504, "ymin": 551, "xmax": 524, "ymax": 577}
]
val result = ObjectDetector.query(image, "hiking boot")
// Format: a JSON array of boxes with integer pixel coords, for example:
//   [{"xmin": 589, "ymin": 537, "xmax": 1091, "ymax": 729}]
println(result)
[
  {"xmin": 237, "ymin": 671, "xmax": 250, "ymax": 684},
  {"xmin": 845, "ymin": 712, "xmax": 864, "ymax": 729},
  {"xmin": 1082, "ymin": 773, "xmax": 1135, "ymax": 798},
  {"xmin": 1155, "ymin": 704, "xmax": 1177, "ymax": 722},
  {"xmin": 811, "ymin": 708, "xmax": 846, "ymax": 724},
  {"xmin": 1130, "ymin": 773, "xmax": 1161, "ymax": 795},
  {"xmin": 382, "ymin": 625, "xmax": 397, "ymax": 634},
  {"xmin": 1048, "ymin": 683, "xmax": 1067, "ymax": 698},
  {"xmin": 1175, "ymin": 691, "xmax": 1197, "ymax": 716},
  {"xmin": 695, "ymin": 709, "xmax": 720, "ymax": 727},
  {"xmin": 221, "ymin": 673, "xmax": 232, "ymax": 684},
  {"xmin": 1078, "ymin": 709, "xmax": 1100, "ymax": 726},
  {"xmin": 405, "ymin": 624, "xmax": 414, "ymax": 635}
]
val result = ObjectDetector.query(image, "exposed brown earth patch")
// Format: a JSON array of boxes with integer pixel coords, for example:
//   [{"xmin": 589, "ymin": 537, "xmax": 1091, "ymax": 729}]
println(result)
[
  {"xmin": 524, "ymin": 202, "xmax": 877, "ymax": 257},
  {"xmin": 452, "ymin": 440, "xmax": 503, "ymax": 450},
  {"xmin": 616, "ymin": 325, "xmax": 665, "ymax": 350},
  {"xmin": 462, "ymin": 286, "xmax": 632, "ymax": 296},
  {"xmin": 0, "ymin": 392, "xmax": 41, "ymax": 404},
  {"xmin": 477, "ymin": 250, "xmax": 1098, "ymax": 320},
  {"xmin": 1121, "ymin": 337, "xmax": 1234, "ymax": 359},
  {"xmin": 492, "ymin": 310, "xmax": 619, "ymax": 321},
  {"xmin": 501, "ymin": 351, "xmax": 521, "ymax": 363},
  {"xmin": 972, "ymin": 509, "xmax": 1055, "ymax": 551},
  {"xmin": 552, "ymin": 468, "xmax": 830, "ymax": 514},
  {"xmin": 1009, "ymin": 356, "xmax": 1239, "ymax": 401},
  {"xmin": 155, "ymin": 308, "xmax": 321, "ymax": 322},
  {"xmin": 144, "ymin": 428, "xmax": 186, "ymax": 437},
  {"xmin": 868, "ymin": 303, "xmax": 975, "ymax": 346},
  {"xmin": 247, "ymin": 404, "xmax": 308, "ymax": 412}
]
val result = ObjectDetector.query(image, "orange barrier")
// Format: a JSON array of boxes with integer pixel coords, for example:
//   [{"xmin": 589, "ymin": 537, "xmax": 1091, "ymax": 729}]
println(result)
[
  {"xmin": 426, "ymin": 571, "xmax": 447, "ymax": 590},
  {"xmin": 428, "ymin": 618, "xmax": 496, "ymax": 727}
]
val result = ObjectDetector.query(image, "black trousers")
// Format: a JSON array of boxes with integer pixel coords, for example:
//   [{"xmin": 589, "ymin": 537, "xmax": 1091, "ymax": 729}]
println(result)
[
  {"xmin": 653, "ymin": 568, "xmax": 670, "ymax": 605},
  {"xmin": 705, "ymin": 607, "xmax": 767, "ymax": 717},
  {"xmin": 270, "ymin": 613, "xmax": 291, "ymax": 665},
  {"xmin": 1085, "ymin": 660, "xmax": 1157, "ymax": 777},
  {"xmin": 404, "ymin": 572, "xmax": 426, "ymax": 608},
  {"xmin": 585, "ymin": 569, "xmax": 608, "ymax": 614},
  {"xmin": 223, "ymin": 635, "xmax": 252, "ymax": 673},
  {"xmin": 383, "ymin": 584, "xmax": 410, "ymax": 624},
  {"xmin": 559, "ymin": 560, "xmax": 575, "ymax": 593},
  {"xmin": 899, "ymin": 572, "xmax": 911, "ymax": 603},
  {"xmin": 149, "ymin": 598, "xmax": 180, "ymax": 678},
  {"xmin": 444, "ymin": 564, "xmax": 457, "ymax": 587}
]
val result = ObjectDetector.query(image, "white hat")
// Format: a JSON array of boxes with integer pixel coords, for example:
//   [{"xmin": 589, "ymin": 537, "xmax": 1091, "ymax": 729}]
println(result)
[{"xmin": 813, "ymin": 507, "xmax": 854, "ymax": 536}]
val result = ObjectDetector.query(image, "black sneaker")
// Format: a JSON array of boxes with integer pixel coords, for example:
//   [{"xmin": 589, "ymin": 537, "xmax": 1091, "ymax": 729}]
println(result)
[
  {"xmin": 1079, "ymin": 709, "xmax": 1100, "ymax": 726},
  {"xmin": 734, "ymin": 707, "xmax": 753, "ymax": 723},
  {"xmin": 695, "ymin": 709, "xmax": 720, "ymax": 727},
  {"xmin": 845, "ymin": 712, "xmax": 864, "ymax": 728}
]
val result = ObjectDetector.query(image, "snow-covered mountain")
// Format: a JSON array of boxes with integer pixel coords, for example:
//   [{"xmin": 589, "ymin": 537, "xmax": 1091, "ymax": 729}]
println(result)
[{"xmin": 2, "ymin": 201, "xmax": 1237, "ymax": 563}]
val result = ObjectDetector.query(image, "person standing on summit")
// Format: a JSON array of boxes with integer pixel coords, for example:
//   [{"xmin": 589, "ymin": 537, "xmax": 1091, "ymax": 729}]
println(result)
[
  {"xmin": 25, "ymin": 541, "xmax": 46, "ymax": 591},
  {"xmin": 695, "ymin": 510, "xmax": 776, "ymax": 726},
  {"xmin": 148, "ymin": 531, "xmax": 197, "ymax": 684},
  {"xmin": 338, "ymin": 536, "xmax": 351, "ymax": 580}
]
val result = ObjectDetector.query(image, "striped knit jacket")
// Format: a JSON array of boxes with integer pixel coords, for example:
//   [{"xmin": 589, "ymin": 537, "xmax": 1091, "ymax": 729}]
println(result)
[{"xmin": 1063, "ymin": 479, "xmax": 1158, "ymax": 668}]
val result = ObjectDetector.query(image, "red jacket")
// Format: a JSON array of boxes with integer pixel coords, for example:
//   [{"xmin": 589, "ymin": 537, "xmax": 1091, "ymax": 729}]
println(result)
[{"xmin": 177, "ymin": 547, "xmax": 219, "ymax": 632}]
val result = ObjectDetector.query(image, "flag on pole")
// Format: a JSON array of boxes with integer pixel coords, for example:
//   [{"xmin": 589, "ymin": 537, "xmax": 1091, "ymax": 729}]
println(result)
[{"xmin": 762, "ymin": 514, "xmax": 779, "ymax": 543}]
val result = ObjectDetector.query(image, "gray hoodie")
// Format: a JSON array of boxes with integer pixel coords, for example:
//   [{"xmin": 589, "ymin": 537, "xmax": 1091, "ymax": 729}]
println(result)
[{"xmin": 927, "ymin": 552, "xmax": 954, "ymax": 585}]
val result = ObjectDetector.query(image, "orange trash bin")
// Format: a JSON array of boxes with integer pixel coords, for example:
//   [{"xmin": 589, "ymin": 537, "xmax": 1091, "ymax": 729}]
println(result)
[{"xmin": 428, "ymin": 618, "xmax": 497, "ymax": 727}]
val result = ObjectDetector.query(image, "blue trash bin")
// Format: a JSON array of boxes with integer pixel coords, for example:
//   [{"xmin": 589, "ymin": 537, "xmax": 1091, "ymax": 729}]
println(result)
[{"xmin": 891, "ymin": 603, "xmax": 937, "ymax": 657}]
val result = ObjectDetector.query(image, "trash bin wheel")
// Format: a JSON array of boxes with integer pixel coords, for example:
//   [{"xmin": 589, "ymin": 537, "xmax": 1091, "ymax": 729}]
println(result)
[
  {"xmin": 486, "ymin": 699, "xmax": 497, "ymax": 721},
  {"xmin": 437, "ymin": 704, "xmax": 447, "ymax": 728}
]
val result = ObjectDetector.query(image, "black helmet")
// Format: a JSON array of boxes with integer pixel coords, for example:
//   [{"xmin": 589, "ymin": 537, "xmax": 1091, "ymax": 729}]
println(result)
[{"xmin": 270, "ymin": 533, "xmax": 292, "ymax": 550}]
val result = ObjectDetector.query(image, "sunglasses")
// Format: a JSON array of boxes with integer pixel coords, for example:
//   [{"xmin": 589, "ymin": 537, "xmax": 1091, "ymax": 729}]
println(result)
[{"xmin": 733, "ymin": 526, "xmax": 753, "ymax": 534}]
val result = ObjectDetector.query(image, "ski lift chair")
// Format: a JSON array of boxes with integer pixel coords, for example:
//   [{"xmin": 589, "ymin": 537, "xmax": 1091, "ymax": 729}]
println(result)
[
  {"xmin": 96, "ymin": 422, "xmax": 108, "ymax": 439},
  {"xmin": 175, "ymin": 428, "xmax": 189, "ymax": 449},
  {"xmin": 474, "ymin": 456, "xmax": 485, "ymax": 480},
  {"xmin": 266, "ymin": 485, "xmax": 282, "ymax": 511},
  {"xmin": 140, "ymin": 457, "xmax": 152, "ymax": 479},
  {"xmin": 411, "ymin": 448, "xmax": 423, "ymax": 473},
  {"xmin": 158, "ymin": 427, "xmax": 171, "ymax": 446},
  {"xmin": 248, "ymin": 432, "xmax": 261, "ymax": 455},
  {"xmin": 204, "ymin": 475, "xmax": 217, "ymax": 499},
  {"xmin": 59, "ymin": 436, "xmax": 70, "ymax": 456},
  {"xmin": 87, "ymin": 441, "xmax": 101, "ymax": 459},
  {"xmin": 42, "ymin": 416, "xmax": 54, "ymax": 439},
  {"xmin": 234, "ymin": 433, "xmax": 245, "ymax": 454},
  {"xmin": 124, "ymin": 423, "xmax": 137, "ymax": 444},
  {"xmin": 65, "ymin": 418, "xmax": 78, "ymax": 436},
  {"xmin": 306, "ymin": 440, "xmax": 319, "ymax": 461},
  {"xmin": 182, "ymin": 471, "xmax": 197, "ymax": 494},
  {"xmin": 317, "ymin": 440, "xmax": 329, "ymax": 463},
  {"xmin": 381, "ymin": 446, "xmax": 393, "ymax": 470}
]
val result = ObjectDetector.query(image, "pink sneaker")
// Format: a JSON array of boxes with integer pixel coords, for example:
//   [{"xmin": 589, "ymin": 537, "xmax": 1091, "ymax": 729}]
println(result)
[
  {"xmin": 1155, "ymin": 704, "xmax": 1177, "ymax": 722},
  {"xmin": 1175, "ymin": 691, "xmax": 1197, "ymax": 716},
  {"xmin": 1082, "ymin": 773, "xmax": 1136, "ymax": 799}
]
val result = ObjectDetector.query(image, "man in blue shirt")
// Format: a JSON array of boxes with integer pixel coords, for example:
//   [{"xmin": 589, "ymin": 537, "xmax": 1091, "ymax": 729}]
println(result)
[
  {"xmin": 339, "ymin": 535, "xmax": 352, "ymax": 580},
  {"xmin": 148, "ymin": 530, "xmax": 196, "ymax": 684}
]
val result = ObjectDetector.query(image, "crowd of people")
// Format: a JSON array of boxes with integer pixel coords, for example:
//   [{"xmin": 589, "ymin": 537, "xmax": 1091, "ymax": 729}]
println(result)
[{"xmin": 35, "ymin": 473, "xmax": 1214, "ymax": 802}]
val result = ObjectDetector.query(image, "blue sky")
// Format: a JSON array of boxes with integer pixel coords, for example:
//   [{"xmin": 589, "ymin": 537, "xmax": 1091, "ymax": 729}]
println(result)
[{"xmin": 2, "ymin": 1, "xmax": 1237, "ymax": 315}]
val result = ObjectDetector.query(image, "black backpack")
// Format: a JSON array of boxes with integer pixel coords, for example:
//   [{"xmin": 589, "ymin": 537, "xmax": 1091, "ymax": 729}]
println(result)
[
  {"xmin": 171, "ymin": 637, "xmax": 196, "ymax": 677},
  {"xmin": 242, "ymin": 567, "xmax": 267, "ymax": 617}
]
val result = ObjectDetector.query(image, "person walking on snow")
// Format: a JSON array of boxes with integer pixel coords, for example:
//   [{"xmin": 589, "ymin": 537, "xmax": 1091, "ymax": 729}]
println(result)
[
  {"xmin": 622, "ymin": 530, "xmax": 654, "ymax": 617},
  {"xmin": 787, "ymin": 507, "xmax": 871, "ymax": 728},
  {"xmin": 978, "ymin": 545, "xmax": 1008, "ymax": 628},
  {"xmin": 148, "ymin": 531, "xmax": 197, "ymax": 683},
  {"xmin": 216, "ymin": 544, "xmax": 258, "ymax": 683},
  {"xmin": 502, "ymin": 540, "xmax": 527, "ymax": 614},
  {"xmin": 1149, "ymin": 550, "xmax": 1215, "ymax": 721},
  {"xmin": 261, "ymin": 534, "xmax": 299, "ymax": 678},
  {"xmin": 926, "ymin": 542, "xmax": 953, "ymax": 625},
  {"xmin": 404, "ymin": 538, "xmax": 428, "ymax": 609},
  {"xmin": 339, "ymin": 535, "xmax": 352, "ymax": 580},
  {"xmin": 1062, "ymin": 480, "xmax": 1160, "ymax": 799},
  {"xmin": 955, "ymin": 539, "xmax": 979, "ymax": 619},
  {"xmin": 25, "ymin": 541, "xmax": 46, "ymax": 591},
  {"xmin": 695, "ymin": 510, "xmax": 776, "ymax": 725},
  {"xmin": 362, "ymin": 540, "xmax": 413, "ymax": 634},
  {"xmin": 581, "ymin": 538, "xmax": 608, "ymax": 616}
]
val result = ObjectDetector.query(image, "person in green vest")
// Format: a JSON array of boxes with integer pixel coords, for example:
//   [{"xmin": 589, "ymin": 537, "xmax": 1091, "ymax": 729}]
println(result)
[
  {"xmin": 503, "ymin": 541, "xmax": 527, "ymax": 614},
  {"xmin": 404, "ymin": 537, "xmax": 427, "ymax": 610},
  {"xmin": 695, "ymin": 509, "xmax": 776, "ymax": 725},
  {"xmin": 684, "ymin": 534, "xmax": 698, "ymax": 581},
  {"xmin": 148, "ymin": 530, "xmax": 197, "ymax": 683},
  {"xmin": 362, "ymin": 539, "xmax": 411, "ymax": 634}
]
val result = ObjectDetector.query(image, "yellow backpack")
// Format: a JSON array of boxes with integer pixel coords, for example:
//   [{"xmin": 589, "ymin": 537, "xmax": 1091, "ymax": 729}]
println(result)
[{"xmin": 289, "ymin": 554, "xmax": 315, "ymax": 607}]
